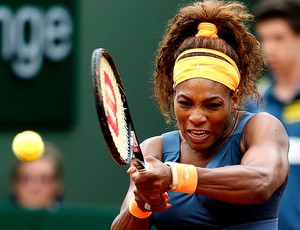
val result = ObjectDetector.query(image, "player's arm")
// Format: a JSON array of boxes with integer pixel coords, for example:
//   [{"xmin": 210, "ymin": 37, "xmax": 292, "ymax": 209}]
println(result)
[
  {"xmin": 132, "ymin": 113, "xmax": 289, "ymax": 204},
  {"xmin": 111, "ymin": 136, "xmax": 164, "ymax": 230},
  {"xmin": 110, "ymin": 179, "xmax": 151, "ymax": 230},
  {"xmin": 193, "ymin": 112, "xmax": 289, "ymax": 204},
  {"xmin": 134, "ymin": 113, "xmax": 289, "ymax": 204}
]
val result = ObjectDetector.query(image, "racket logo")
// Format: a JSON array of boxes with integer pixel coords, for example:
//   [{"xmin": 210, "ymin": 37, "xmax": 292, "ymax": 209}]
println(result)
[
  {"xmin": 131, "ymin": 131, "xmax": 141, "ymax": 153},
  {"xmin": 104, "ymin": 71, "xmax": 119, "ymax": 137}
]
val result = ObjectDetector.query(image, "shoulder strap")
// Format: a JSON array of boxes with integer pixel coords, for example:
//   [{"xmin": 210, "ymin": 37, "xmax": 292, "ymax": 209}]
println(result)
[
  {"xmin": 162, "ymin": 131, "xmax": 180, "ymax": 162},
  {"xmin": 232, "ymin": 112, "xmax": 255, "ymax": 135}
]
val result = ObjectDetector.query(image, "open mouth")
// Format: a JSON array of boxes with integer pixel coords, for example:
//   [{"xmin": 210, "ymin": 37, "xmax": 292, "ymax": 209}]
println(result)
[{"xmin": 187, "ymin": 130, "xmax": 210, "ymax": 139}]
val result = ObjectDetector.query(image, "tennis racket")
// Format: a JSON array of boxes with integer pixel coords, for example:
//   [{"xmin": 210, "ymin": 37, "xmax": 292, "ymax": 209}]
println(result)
[{"xmin": 91, "ymin": 48, "xmax": 147, "ymax": 171}]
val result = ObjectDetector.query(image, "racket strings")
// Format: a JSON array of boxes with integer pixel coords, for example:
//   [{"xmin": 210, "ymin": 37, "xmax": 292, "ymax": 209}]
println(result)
[{"xmin": 100, "ymin": 56, "xmax": 131, "ymax": 161}]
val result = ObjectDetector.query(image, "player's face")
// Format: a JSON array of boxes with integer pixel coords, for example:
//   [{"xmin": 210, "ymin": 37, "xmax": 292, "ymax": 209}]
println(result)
[
  {"xmin": 174, "ymin": 78, "xmax": 237, "ymax": 152},
  {"xmin": 256, "ymin": 18, "xmax": 300, "ymax": 74},
  {"xmin": 14, "ymin": 158, "xmax": 62, "ymax": 209}
]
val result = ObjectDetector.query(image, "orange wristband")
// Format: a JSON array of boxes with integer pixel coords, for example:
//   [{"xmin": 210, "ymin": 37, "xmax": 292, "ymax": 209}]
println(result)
[
  {"xmin": 128, "ymin": 196, "xmax": 152, "ymax": 219},
  {"xmin": 165, "ymin": 162, "xmax": 198, "ymax": 194}
]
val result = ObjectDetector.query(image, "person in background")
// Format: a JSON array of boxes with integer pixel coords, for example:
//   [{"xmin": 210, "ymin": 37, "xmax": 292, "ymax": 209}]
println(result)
[
  {"xmin": 248, "ymin": 0, "xmax": 300, "ymax": 228},
  {"xmin": 10, "ymin": 142, "xmax": 64, "ymax": 210},
  {"xmin": 111, "ymin": 0, "xmax": 289, "ymax": 229}
]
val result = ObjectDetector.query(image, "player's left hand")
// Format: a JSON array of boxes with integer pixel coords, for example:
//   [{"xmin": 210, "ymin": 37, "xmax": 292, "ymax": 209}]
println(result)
[
  {"xmin": 129, "ymin": 156, "xmax": 172, "ymax": 198},
  {"xmin": 134, "ymin": 190, "xmax": 171, "ymax": 212}
]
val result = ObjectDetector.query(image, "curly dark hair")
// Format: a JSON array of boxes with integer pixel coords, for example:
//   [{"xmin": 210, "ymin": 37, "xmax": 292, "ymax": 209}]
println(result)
[{"xmin": 153, "ymin": 0, "xmax": 264, "ymax": 124}]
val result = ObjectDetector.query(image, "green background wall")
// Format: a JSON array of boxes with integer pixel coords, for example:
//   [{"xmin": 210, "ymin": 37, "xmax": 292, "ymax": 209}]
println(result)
[{"xmin": 0, "ymin": 0, "xmax": 258, "ymax": 209}]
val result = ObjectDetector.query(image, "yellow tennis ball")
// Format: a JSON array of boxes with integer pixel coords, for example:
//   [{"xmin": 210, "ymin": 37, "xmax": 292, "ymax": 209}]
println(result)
[{"xmin": 12, "ymin": 131, "xmax": 45, "ymax": 162}]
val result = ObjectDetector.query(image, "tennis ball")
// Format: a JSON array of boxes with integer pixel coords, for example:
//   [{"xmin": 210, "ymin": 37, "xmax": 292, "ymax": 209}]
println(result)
[{"xmin": 12, "ymin": 131, "xmax": 45, "ymax": 162}]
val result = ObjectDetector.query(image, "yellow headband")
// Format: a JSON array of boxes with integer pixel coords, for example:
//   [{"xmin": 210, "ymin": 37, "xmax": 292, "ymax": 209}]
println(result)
[{"xmin": 173, "ymin": 48, "xmax": 240, "ymax": 90}]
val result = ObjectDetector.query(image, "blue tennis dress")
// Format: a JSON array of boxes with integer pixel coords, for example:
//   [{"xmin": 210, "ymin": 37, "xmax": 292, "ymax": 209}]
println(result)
[{"xmin": 151, "ymin": 112, "xmax": 287, "ymax": 229}]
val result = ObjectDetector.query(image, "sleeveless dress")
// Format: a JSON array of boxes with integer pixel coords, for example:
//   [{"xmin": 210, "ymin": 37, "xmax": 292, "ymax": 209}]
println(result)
[{"xmin": 151, "ymin": 112, "xmax": 287, "ymax": 229}]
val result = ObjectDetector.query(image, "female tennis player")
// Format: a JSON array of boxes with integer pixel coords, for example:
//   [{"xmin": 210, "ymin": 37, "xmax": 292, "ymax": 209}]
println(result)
[{"xmin": 111, "ymin": 0, "xmax": 289, "ymax": 229}]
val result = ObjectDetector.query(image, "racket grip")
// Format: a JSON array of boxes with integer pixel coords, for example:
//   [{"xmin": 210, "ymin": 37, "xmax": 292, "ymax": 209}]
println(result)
[
  {"xmin": 143, "ymin": 160, "xmax": 150, "ymax": 171},
  {"xmin": 131, "ymin": 158, "xmax": 150, "ymax": 172}
]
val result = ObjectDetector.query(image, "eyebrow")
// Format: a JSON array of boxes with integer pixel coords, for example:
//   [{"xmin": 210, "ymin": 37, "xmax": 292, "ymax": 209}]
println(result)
[{"xmin": 176, "ymin": 93, "xmax": 224, "ymax": 102}]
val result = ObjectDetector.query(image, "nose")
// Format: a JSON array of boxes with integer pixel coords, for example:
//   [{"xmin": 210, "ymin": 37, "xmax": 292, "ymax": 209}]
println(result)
[{"xmin": 189, "ymin": 108, "xmax": 206, "ymax": 125}]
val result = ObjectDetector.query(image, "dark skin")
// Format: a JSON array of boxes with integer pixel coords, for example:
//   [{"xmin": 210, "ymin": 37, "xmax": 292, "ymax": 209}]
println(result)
[
  {"xmin": 174, "ymin": 78, "xmax": 238, "ymax": 163},
  {"xmin": 111, "ymin": 78, "xmax": 289, "ymax": 230}
]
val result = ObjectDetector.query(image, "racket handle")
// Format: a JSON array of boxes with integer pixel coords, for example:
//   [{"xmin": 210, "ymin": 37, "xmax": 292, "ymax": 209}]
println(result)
[{"xmin": 131, "ymin": 158, "xmax": 150, "ymax": 172}]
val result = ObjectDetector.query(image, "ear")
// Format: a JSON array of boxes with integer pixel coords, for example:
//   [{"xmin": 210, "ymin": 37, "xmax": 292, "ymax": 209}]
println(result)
[{"xmin": 231, "ymin": 90, "xmax": 239, "ymax": 112}]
